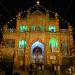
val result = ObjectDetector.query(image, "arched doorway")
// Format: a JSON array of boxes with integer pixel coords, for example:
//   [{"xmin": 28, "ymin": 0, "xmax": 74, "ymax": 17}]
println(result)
[{"xmin": 31, "ymin": 41, "xmax": 44, "ymax": 64}]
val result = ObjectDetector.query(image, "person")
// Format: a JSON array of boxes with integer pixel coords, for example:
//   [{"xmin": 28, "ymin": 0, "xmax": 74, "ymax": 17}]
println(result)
[
  {"xmin": 66, "ymin": 67, "xmax": 72, "ymax": 75},
  {"xmin": 34, "ymin": 64, "xmax": 37, "ymax": 75},
  {"xmin": 68, "ymin": 66, "xmax": 72, "ymax": 75},
  {"xmin": 22, "ymin": 64, "xmax": 25, "ymax": 70},
  {"xmin": 42, "ymin": 64, "xmax": 44, "ymax": 75},
  {"xmin": 28, "ymin": 64, "xmax": 33, "ymax": 75},
  {"xmin": 51, "ymin": 64, "xmax": 56, "ymax": 75}
]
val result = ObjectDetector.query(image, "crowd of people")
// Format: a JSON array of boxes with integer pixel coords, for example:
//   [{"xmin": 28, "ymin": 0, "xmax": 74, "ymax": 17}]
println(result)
[
  {"xmin": 28, "ymin": 63, "xmax": 44, "ymax": 75},
  {"xmin": 28, "ymin": 64, "xmax": 75, "ymax": 75},
  {"xmin": 65, "ymin": 65, "xmax": 75, "ymax": 75},
  {"xmin": 1, "ymin": 62, "xmax": 75, "ymax": 75}
]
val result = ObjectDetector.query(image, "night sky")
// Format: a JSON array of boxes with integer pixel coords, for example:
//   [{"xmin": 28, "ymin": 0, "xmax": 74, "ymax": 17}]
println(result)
[{"xmin": 0, "ymin": 0, "xmax": 75, "ymax": 42}]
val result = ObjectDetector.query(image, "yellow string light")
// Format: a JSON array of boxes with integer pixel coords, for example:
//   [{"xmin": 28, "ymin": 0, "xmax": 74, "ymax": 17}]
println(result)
[
  {"xmin": 24, "ymin": 11, "xmax": 26, "ymax": 12},
  {"xmin": 6, "ymin": 4, "xmax": 68, "ymax": 25},
  {"xmin": 16, "ymin": 15, "xmax": 17, "ymax": 17},
  {"xmin": 8, "ymin": 22, "xmax": 9, "ymax": 24},
  {"xmin": 13, "ymin": 18, "xmax": 15, "ymax": 19},
  {"xmin": 11, "ymin": 19, "xmax": 12, "ymax": 21},
  {"xmin": 32, "ymin": 7, "xmax": 34, "ymax": 8},
  {"xmin": 21, "ymin": 12, "xmax": 23, "ymax": 14}
]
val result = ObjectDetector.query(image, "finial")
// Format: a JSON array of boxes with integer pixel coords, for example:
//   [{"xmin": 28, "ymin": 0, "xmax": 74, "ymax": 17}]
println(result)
[
  {"xmin": 18, "ymin": 12, "xmax": 21, "ymax": 16},
  {"xmin": 37, "ymin": 0, "xmax": 40, "ymax": 6},
  {"xmin": 55, "ymin": 13, "xmax": 58, "ymax": 17},
  {"xmin": 55, "ymin": 13, "xmax": 59, "ymax": 19}
]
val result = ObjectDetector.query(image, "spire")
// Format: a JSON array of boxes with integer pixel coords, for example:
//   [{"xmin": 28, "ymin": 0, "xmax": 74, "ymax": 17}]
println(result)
[
  {"xmin": 36, "ymin": 0, "xmax": 40, "ymax": 10},
  {"xmin": 18, "ymin": 12, "xmax": 21, "ymax": 16},
  {"xmin": 37, "ymin": 0, "xmax": 40, "ymax": 6},
  {"xmin": 55, "ymin": 13, "xmax": 59, "ymax": 19}
]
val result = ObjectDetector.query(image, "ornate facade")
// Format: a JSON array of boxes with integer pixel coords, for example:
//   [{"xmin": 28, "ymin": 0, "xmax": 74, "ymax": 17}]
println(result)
[{"xmin": 0, "ymin": 4, "xmax": 74, "ymax": 68}]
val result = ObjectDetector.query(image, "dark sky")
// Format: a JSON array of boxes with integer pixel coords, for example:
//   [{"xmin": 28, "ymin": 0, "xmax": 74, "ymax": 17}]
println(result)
[{"xmin": 0, "ymin": 0, "xmax": 75, "ymax": 41}]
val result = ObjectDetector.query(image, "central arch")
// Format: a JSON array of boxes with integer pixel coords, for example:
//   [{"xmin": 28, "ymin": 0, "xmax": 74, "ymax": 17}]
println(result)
[{"xmin": 31, "ymin": 41, "xmax": 44, "ymax": 64}]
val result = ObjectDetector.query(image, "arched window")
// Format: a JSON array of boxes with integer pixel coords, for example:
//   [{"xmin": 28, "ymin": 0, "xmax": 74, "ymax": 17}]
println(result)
[
  {"xmin": 49, "ymin": 38, "xmax": 58, "ymax": 48},
  {"xmin": 48, "ymin": 26, "xmax": 56, "ymax": 32},
  {"xmin": 31, "ymin": 25, "xmax": 36, "ymax": 31},
  {"xmin": 20, "ymin": 25, "xmax": 27, "ymax": 32},
  {"xmin": 18, "ymin": 40, "xmax": 26, "ymax": 48},
  {"xmin": 40, "ymin": 26, "xmax": 45, "ymax": 31}
]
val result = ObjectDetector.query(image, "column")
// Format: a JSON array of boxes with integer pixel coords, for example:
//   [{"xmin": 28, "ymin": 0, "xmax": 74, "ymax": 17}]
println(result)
[{"xmin": 57, "ymin": 65, "xmax": 60, "ymax": 75}]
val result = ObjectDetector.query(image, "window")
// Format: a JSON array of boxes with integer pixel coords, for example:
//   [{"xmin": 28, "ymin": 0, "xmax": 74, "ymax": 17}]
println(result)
[
  {"xmin": 31, "ymin": 26, "xmax": 36, "ymax": 31},
  {"xmin": 40, "ymin": 26, "xmax": 45, "ymax": 31},
  {"xmin": 20, "ymin": 25, "xmax": 27, "ymax": 32},
  {"xmin": 61, "ymin": 29, "xmax": 67, "ymax": 32},
  {"xmin": 48, "ymin": 26, "xmax": 56, "ymax": 32},
  {"xmin": 5, "ymin": 39, "xmax": 15, "ymax": 48},
  {"xmin": 49, "ymin": 38, "xmax": 58, "ymax": 48},
  {"xmin": 18, "ymin": 40, "xmax": 26, "ymax": 48},
  {"xmin": 9, "ymin": 28, "xmax": 15, "ymax": 32}
]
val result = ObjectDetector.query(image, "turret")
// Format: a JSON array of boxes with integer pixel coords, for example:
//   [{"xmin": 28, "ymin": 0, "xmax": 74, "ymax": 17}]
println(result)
[
  {"xmin": 16, "ymin": 12, "xmax": 21, "ymax": 31},
  {"xmin": 27, "ymin": 10, "xmax": 30, "ymax": 25},
  {"xmin": 55, "ymin": 13, "xmax": 59, "ymax": 19}
]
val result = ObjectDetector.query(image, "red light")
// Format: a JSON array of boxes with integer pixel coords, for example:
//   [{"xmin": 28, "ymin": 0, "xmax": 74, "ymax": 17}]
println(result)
[{"xmin": 22, "ymin": 20, "xmax": 26, "ymax": 25}]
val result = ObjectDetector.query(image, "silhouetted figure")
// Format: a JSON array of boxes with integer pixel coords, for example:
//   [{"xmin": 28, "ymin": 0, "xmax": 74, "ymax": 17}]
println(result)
[
  {"xmin": 42, "ymin": 64, "xmax": 44, "ymax": 75},
  {"xmin": 28, "ymin": 64, "xmax": 33, "ymax": 75},
  {"xmin": 51, "ymin": 64, "xmax": 57, "ymax": 75},
  {"xmin": 22, "ymin": 64, "xmax": 25, "ymax": 70},
  {"xmin": 34, "ymin": 64, "xmax": 37, "ymax": 75},
  {"xmin": 3, "ymin": 61, "xmax": 13, "ymax": 75},
  {"xmin": 67, "ymin": 67, "xmax": 72, "ymax": 75}
]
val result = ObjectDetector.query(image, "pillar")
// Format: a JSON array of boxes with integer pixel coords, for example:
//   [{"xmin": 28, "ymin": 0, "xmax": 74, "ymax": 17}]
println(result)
[{"xmin": 57, "ymin": 65, "xmax": 60, "ymax": 75}]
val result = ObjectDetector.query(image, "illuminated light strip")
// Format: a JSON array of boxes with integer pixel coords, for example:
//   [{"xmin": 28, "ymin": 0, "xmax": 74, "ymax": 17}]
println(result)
[
  {"xmin": 41, "ymin": 6, "xmax": 68, "ymax": 24},
  {"xmin": 24, "ymin": 11, "xmax": 26, "ymax": 12},
  {"xmin": 7, "ymin": 5, "xmax": 69, "ymax": 25},
  {"xmin": 13, "ymin": 18, "xmax": 15, "ymax": 19},
  {"xmin": 35, "ymin": 5, "xmax": 37, "ymax": 6},
  {"xmin": 16, "ymin": 15, "xmax": 18, "ymax": 17},
  {"xmin": 8, "ymin": 22, "xmax": 10, "ymax": 24},
  {"xmin": 64, "ymin": 20, "xmax": 66, "ymax": 23},
  {"xmin": 21, "ymin": 12, "xmax": 23, "ymax": 14},
  {"xmin": 32, "ymin": 7, "xmax": 34, "ymax": 8},
  {"xmin": 29, "ymin": 8, "xmax": 31, "ymax": 10},
  {"xmin": 11, "ymin": 19, "xmax": 12, "ymax": 21}
]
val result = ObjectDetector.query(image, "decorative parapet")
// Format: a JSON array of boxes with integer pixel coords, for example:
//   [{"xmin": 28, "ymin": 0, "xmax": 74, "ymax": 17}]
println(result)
[
  {"xmin": 68, "ymin": 23, "xmax": 73, "ymax": 32},
  {"xmin": 3, "ymin": 24, "xmax": 8, "ymax": 32}
]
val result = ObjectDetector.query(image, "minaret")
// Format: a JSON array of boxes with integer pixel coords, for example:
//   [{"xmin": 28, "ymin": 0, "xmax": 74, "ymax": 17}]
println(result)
[
  {"xmin": 68, "ymin": 23, "xmax": 73, "ymax": 55},
  {"xmin": 3, "ymin": 24, "xmax": 8, "ymax": 32},
  {"xmin": 16, "ymin": 12, "xmax": 21, "ymax": 31},
  {"xmin": 55, "ymin": 13, "xmax": 59, "ymax": 32},
  {"xmin": 36, "ymin": 0, "xmax": 40, "ymax": 9},
  {"xmin": 68, "ymin": 23, "xmax": 73, "ymax": 46},
  {"xmin": 27, "ymin": 10, "xmax": 30, "ymax": 25},
  {"xmin": 55, "ymin": 13, "xmax": 59, "ymax": 19},
  {"xmin": 37, "ymin": 0, "xmax": 40, "ymax": 6}
]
